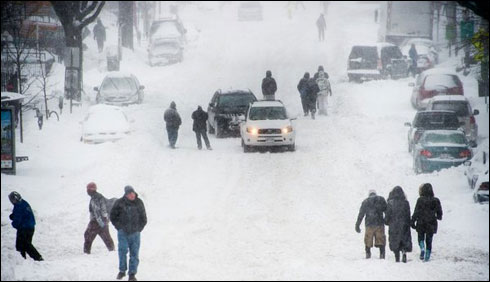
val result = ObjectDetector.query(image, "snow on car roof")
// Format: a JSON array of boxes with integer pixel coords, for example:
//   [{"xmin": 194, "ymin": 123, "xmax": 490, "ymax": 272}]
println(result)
[
  {"xmin": 376, "ymin": 42, "xmax": 397, "ymax": 49},
  {"xmin": 250, "ymin": 100, "xmax": 285, "ymax": 107},
  {"xmin": 104, "ymin": 71, "xmax": 134, "ymax": 78},
  {"xmin": 429, "ymin": 95, "xmax": 468, "ymax": 102},
  {"xmin": 422, "ymin": 129, "xmax": 465, "ymax": 136},
  {"xmin": 421, "ymin": 68, "xmax": 458, "ymax": 76}
]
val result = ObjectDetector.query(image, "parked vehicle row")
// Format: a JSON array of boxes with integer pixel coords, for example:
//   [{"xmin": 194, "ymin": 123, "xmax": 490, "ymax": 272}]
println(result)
[{"xmin": 464, "ymin": 146, "xmax": 489, "ymax": 204}]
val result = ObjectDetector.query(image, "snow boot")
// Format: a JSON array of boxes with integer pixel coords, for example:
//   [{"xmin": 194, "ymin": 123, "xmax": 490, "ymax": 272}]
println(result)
[
  {"xmin": 379, "ymin": 246, "xmax": 385, "ymax": 259},
  {"xmin": 419, "ymin": 241, "xmax": 425, "ymax": 260},
  {"xmin": 402, "ymin": 251, "xmax": 407, "ymax": 263},
  {"xmin": 365, "ymin": 247, "xmax": 371, "ymax": 259},
  {"xmin": 207, "ymin": 146, "xmax": 212, "ymax": 150},
  {"xmin": 424, "ymin": 250, "xmax": 431, "ymax": 262},
  {"xmin": 128, "ymin": 274, "xmax": 137, "ymax": 281},
  {"xmin": 116, "ymin": 272, "xmax": 126, "ymax": 280},
  {"xmin": 394, "ymin": 251, "xmax": 400, "ymax": 262}
]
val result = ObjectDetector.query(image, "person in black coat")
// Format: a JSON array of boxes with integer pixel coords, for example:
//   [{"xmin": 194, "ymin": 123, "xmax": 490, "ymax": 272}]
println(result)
[
  {"xmin": 385, "ymin": 186, "xmax": 412, "ymax": 263},
  {"xmin": 411, "ymin": 183, "xmax": 442, "ymax": 262},
  {"xmin": 110, "ymin": 186, "xmax": 147, "ymax": 281},
  {"xmin": 8, "ymin": 191, "xmax": 43, "ymax": 261},
  {"xmin": 297, "ymin": 72, "xmax": 310, "ymax": 116},
  {"xmin": 408, "ymin": 44, "xmax": 418, "ymax": 77},
  {"xmin": 93, "ymin": 18, "xmax": 106, "ymax": 53},
  {"xmin": 261, "ymin": 70, "xmax": 277, "ymax": 101},
  {"xmin": 164, "ymin": 101, "xmax": 182, "ymax": 149},
  {"xmin": 192, "ymin": 106, "xmax": 212, "ymax": 150},
  {"xmin": 355, "ymin": 189, "xmax": 387, "ymax": 259},
  {"xmin": 305, "ymin": 76, "xmax": 320, "ymax": 120}
]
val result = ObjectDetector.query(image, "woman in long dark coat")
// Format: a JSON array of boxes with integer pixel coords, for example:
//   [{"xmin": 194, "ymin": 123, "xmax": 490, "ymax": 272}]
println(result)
[
  {"xmin": 411, "ymin": 183, "xmax": 443, "ymax": 262},
  {"xmin": 385, "ymin": 186, "xmax": 412, "ymax": 263}
]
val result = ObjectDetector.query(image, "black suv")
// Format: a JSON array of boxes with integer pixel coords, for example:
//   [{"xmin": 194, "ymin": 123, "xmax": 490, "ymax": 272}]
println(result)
[
  {"xmin": 207, "ymin": 89, "xmax": 257, "ymax": 138},
  {"xmin": 404, "ymin": 110, "xmax": 461, "ymax": 153}
]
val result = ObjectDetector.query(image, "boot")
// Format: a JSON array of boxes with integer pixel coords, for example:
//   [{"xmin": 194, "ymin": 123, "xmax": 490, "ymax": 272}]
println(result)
[
  {"xmin": 128, "ymin": 274, "xmax": 137, "ymax": 281},
  {"xmin": 394, "ymin": 251, "xmax": 400, "ymax": 262},
  {"xmin": 116, "ymin": 272, "xmax": 126, "ymax": 280},
  {"xmin": 424, "ymin": 250, "xmax": 431, "ymax": 262},
  {"xmin": 379, "ymin": 246, "xmax": 385, "ymax": 259},
  {"xmin": 365, "ymin": 246, "xmax": 371, "ymax": 259},
  {"xmin": 402, "ymin": 251, "xmax": 407, "ymax": 263},
  {"xmin": 419, "ymin": 241, "xmax": 425, "ymax": 260},
  {"xmin": 311, "ymin": 111, "xmax": 316, "ymax": 120}
]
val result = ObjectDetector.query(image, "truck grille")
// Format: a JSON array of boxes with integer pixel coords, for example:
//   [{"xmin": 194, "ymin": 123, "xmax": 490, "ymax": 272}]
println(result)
[{"xmin": 258, "ymin": 128, "xmax": 281, "ymax": 134}]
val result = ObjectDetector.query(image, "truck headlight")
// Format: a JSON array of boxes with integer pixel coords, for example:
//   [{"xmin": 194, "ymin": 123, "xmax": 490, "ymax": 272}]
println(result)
[
  {"xmin": 247, "ymin": 127, "xmax": 258, "ymax": 135},
  {"xmin": 282, "ymin": 126, "xmax": 293, "ymax": 134}
]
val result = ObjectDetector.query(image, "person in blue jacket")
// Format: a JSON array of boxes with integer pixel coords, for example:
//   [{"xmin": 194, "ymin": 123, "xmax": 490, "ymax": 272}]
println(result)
[{"xmin": 8, "ymin": 191, "xmax": 43, "ymax": 261}]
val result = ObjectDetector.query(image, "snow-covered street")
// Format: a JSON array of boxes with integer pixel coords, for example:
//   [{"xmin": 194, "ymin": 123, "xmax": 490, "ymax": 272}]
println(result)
[{"xmin": 1, "ymin": 2, "xmax": 489, "ymax": 280}]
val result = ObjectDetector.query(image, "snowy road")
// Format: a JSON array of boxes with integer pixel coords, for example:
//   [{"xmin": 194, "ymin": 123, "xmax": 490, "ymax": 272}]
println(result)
[{"xmin": 1, "ymin": 2, "xmax": 488, "ymax": 280}]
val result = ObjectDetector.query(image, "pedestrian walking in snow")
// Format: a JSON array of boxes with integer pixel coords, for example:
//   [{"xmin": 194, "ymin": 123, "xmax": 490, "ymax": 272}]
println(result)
[
  {"xmin": 261, "ymin": 70, "xmax": 277, "ymax": 101},
  {"xmin": 385, "ymin": 186, "xmax": 412, "ymax": 263},
  {"xmin": 411, "ymin": 183, "xmax": 442, "ymax": 262},
  {"xmin": 315, "ymin": 70, "xmax": 332, "ymax": 115},
  {"xmin": 316, "ymin": 14, "xmax": 327, "ymax": 42},
  {"xmin": 305, "ymin": 76, "xmax": 320, "ymax": 119},
  {"xmin": 192, "ymin": 106, "xmax": 212, "ymax": 150},
  {"xmin": 297, "ymin": 72, "xmax": 310, "ymax": 116},
  {"xmin": 164, "ymin": 101, "xmax": 182, "ymax": 149},
  {"xmin": 93, "ymin": 18, "xmax": 106, "ymax": 53},
  {"xmin": 8, "ymin": 191, "xmax": 44, "ymax": 261},
  {"xmin": 408, "ymin": 44, "xmax": 418, "ymax": 77},
  {"xmin": 314, "ymin": 65, "xmax": 330, "ymax": 80},
  {"xmin": 84, "ymin": 182, "xmax": 115, "ymax": 254},
  {"xmin": 110, "ymin": 186, "xmax": 147, "ymax": 281},
  {"xmin": 355, "ymin": 189, "xmax": 387, "ymax": 259}
]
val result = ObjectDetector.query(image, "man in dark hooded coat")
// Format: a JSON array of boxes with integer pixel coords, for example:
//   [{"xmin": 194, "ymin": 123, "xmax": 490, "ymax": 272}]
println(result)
[
  {"xmin": 261, "ymin": 70, "xmax": 277, "ymax": 101},
  {"xmin": 385, "ymin": 186, "xmax": 412, "ymax": 263},
  {"xmin": 164, "ymin": 101, "xmax": 182, "ymax": 149}
]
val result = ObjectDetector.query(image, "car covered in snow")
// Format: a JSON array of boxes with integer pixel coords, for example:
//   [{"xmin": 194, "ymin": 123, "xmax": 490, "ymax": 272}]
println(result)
[
  {"xmin": 238, "ymin": 1, "xmax": 263, "ymax": 21},
  {"xmin": 149, "ymin": 17, "xmax": 186, "ymax": 46},
  {"xmin": 405, "ymin": 110, "xmax": 461, "ymax": 153},
  {"xmin": 413, "ymin": 130, "xmax": 472, "ymax": 174},
  {"xmin": 347, "ymin": 43, "xmax": 409, "ymax": 82},
  {"xmin": 464, "ymin": 145, "xmax": 489, "ymax": 190},
  {"xmin": 148, "ymin": 38, "xmax": 183, "ymax": 66},
  {"xmin": 81, "ymin": 104, "xmax": 132, "ymax": 144},
  {"xmin": 207, "ymin": 89, "xmax": 257, "ymax": 138},
  {"xmin": 426, "ymin": 95, "xmax": 479, "ymax": 147},
  {"xmin": 240, "ymin": 100, "xmax": 296, "ymax": 152},
  {"xmin": 94, "ymin": 72, "xmax": 145, "ymax": 106},
  {"xmin": 409, "ymin": 68, "xmax": 464, "ymax": 110},
  {"xmin": 473, "ymin": 175, "xmax": 489, "ymax": 204}
]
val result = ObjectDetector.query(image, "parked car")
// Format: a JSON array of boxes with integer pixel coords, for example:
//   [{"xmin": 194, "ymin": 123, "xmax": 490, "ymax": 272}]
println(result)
[
  {"xmin": 473, "ymin": 175, "xmax": 489, "ymax": 204},
  {"xmin": 240, "ymin": 100, "xmax": 296, "ymax": 152},
  {"xmin": 238, "ymin": 1, "xmax": 263, "ymax": 21},
  {"xmin": 409, "ymin": 68, "xmax": 464, "ymax": 110},
  {"xmin": 413, "ymin": 130, "xmax": 472, "ymax": 174},
  {"xmin": 207, "ymin": 89, "xmax": 257, "ymax": 138},
  {"xmin": 464, "ymin": 145, "xmax": 489, "ymax": 189},
  {"xmin": 426, "ymin": 95, "xmax": 479, "ymax": 147},
  {"xmin": 404, "ymin": 110, "xmax": 461, "ymax": 153},
  {"xmin": 347, "ymin": 43, "xmax": 409, "ymax": 82},
  {"xmin": 94, "ymin": 72, "xmax": 144, "ymax": 106},
  {"xmin": 81, "ymin": 104, "xmax": 132, "ymax": 144},
  {"xmin": 149, "ymin": 17, "xmax": 186, "ymax": 46},
  {"xmin": 148, "ymin": 38, "xmax": 183, "ymax": 66}
]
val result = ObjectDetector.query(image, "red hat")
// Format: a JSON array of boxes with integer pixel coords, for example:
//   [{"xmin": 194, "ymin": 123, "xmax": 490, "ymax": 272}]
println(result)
[{"xmin": 86, "ymin": 182, "xmax": 97, "ymax": 190}]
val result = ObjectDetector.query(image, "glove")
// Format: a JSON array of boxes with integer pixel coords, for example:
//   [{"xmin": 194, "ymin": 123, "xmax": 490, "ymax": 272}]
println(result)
[
  {"xmin": 410, "ymin": 220, "xmax": 416, "ymax": 229},
  {"xmin": 9, "ymin": 214, "xmax": 14, "ymax": 220},
  {"xmin": 355, "ymin": 224, "xmax": 361, "ymax": 233}
]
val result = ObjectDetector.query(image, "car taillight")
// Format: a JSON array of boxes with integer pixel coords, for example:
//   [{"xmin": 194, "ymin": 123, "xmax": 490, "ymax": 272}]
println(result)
[
  {"xmin": 420, "ymin": 88, "xmax": 434, "ymax": 99},
  {"xmin": 420, "ymin": 149, "xmax": 433, "ymax": 158},
  {"xmin": 448, "ymin": 86, "xmax": 464, "ymax": 95},
  {"xmin": 377, "ymin": 59, "xmax": 382, "ymax": 70},
  {"xmin": 479, "ymin": 182, "xmax": 489, "ymax": 191},
  {"xmin": 459, "ymin": 149, "xmax": 472, "ymax": 158},
  {"xmin": 470, "ymin": 116, "xmax": 476, "ymax": 124}
]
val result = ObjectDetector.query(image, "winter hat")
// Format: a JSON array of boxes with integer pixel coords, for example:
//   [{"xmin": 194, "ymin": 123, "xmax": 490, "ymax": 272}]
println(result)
[
  {"xmin": 368, "ymin": 189, "xmax": 376, "ymax": 196},
  {"xmin": 318, "ymin": 65, "xmax": 324, "ymax": 72},
  {"xmin": 86, "ymin": 182, "xmax": 97, "ymax": 191},
  {"xmin": 197, "ymin": 105, "xmax": 202, "ymax": 111},
  {"xmin": 8, "ymin": 191, "xmax": 22, "ymax": 205},
  {"xmin": 266, "ymin": 70, "xmax": 272, "ymax": 77},
  {"xmin": 124, "ymin": 185, "xmax": 136, "ymax": 196},
  {"xmin": 170, "ymin": 101, "xmax": 176, "ymax": 109},
  {"xmin": 304, "ymin": 72, "xmax": 310, "ymax": 79}
]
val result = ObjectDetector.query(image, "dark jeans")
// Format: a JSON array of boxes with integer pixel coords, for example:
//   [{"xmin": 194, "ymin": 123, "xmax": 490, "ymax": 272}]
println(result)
[
  {"xmin": 195, "ymin": 130, "xmax": 211, "ymax": 149},
  {"xmin": 166, "ymin": 127, "xmax": 179, "ymax": 147},
  {"xmin": 97, "ymin": 39, "xmax": 104, "ymax": 53},
  {"xmin": 418, "ymin": 231, "xmax": 434, "ymax": 251},
  {"xmin": 301, "ymin": 96, "xmax": 309, "ymax": 114},
  {"xmin": 84, "ymin": 220, "xmax": 114, "ymax": 253},
  {"xmin": 118, "ymin": 230, "xmax": 140, "ymax": 275},
  {"xmin": 16, "ymin": 228, "xmax": 42, "ymax": 261}
]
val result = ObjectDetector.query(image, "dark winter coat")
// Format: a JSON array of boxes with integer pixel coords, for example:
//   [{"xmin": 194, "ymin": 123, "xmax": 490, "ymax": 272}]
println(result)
[
  {"xmin": 262, "ymin": 73, "xmax": 277, "ymax": 96},
  {"xmin": 192, "ymin": 107, "xmax": 208, "ymax": 132},
  {"xmin": 93, "ymin": 22, "xmax": 106, "ymax": 42},
  {"xmin": 409, "ymin": 45, "xmax": 418, "ymax": 62},
  {"xmin": 110, "ymin": 194, "xmax": 147, "ymax": 234},
  {"xmin": 89, "ymin": 191, "xmax": 113, "ymax": 227},
  {"xmin": 385, "ymin": 187, "xmax": 412, "ymax": 252},
  {"xmin": 10, "ymin": 200, "xmax": 36, "ymax": 230},
  {"xmin": 164, "ymin": 106, "xmax": 182, "ymax": 130},
  {"xmin": 305, "ymin": 78, "xmax": 320, "ymax": 104},
  {"xmin": 316, "ymin": 15, "xmax": 326, "ymax": 30},
  {"xmin": 356, "ymin": 194, "xmax": 387, "ymax": 228},
  {"xmin": 411, "ymin": 187, "xmax": 442, "ymax": 234},
  {"xmin": 297, "ymin": 76, "xmax": 309, "ymax": 98}
]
